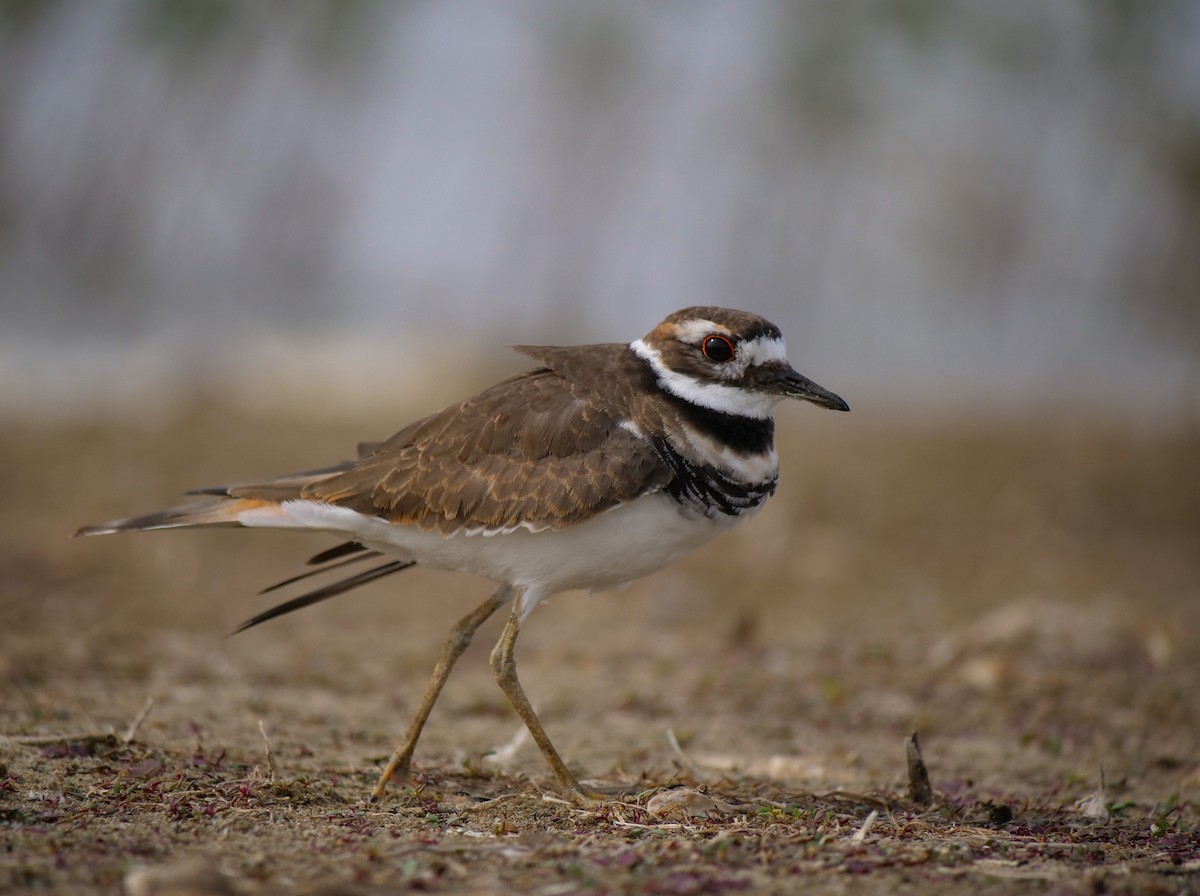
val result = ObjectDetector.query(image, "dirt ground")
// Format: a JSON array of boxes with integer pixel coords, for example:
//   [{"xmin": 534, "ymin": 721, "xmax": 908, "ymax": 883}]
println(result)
[{"xmin": 2, "ymin": 396, "xmax": 1198, "ymax": 894}]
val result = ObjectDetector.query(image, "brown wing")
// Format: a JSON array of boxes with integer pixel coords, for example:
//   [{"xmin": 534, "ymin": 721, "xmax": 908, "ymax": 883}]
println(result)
[{"xmin": 228, "ymin": 348, "xmax": 670, "ymax": 534}]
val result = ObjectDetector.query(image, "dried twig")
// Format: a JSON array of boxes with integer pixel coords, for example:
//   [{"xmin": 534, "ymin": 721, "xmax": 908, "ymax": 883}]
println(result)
[
  {"xmin": 482, "ymin": 725, "xmax": 528, "ymax": 768},
  {"xmin": 906, "ymin": 730, "xmax": 933, "ymax": 807},
  {"xmin": 122, "ymin": 697, "xmax": 155, "ymax": 744},
  {"xmin": 258, "ymin": 720, "xmax": 278, "ymax": 783},
  {"xmin": 851, "ymin": 808, "xmax": 880, "ymax": 843},
  {"xmin": 665, "ymin": 728, "xmax": 701, "ymax": 781},
  {"xmin": 0, "ymin": 733, "xmax": 117, "ymax": 747}
]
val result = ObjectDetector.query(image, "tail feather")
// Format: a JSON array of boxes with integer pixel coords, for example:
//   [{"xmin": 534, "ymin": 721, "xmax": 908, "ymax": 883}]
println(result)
[
  {"xmin": 77, "ymin": 494, "xmax": 420, "ymax": 632},
  {"xmin": 74, "ymin": 498, "xmax": 269, "ymax": 537}
]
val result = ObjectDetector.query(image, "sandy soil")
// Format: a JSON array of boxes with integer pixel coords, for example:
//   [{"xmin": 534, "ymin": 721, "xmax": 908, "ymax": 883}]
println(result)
[{"xmin": 2, "ymin": 398, "xmax": 1198, "ymax": 894}]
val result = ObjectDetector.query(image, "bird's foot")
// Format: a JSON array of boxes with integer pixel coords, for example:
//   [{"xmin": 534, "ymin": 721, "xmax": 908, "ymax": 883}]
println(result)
[
  {"xmin": 554, "ymin": 776, "xmax": 628, "ymax": 808},
  {"xmin": 368, "ymin": 756, "xmax": 412, "ymax": 803}
]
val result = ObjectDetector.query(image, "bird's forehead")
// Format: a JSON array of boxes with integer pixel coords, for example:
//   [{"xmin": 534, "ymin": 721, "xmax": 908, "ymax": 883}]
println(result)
[{"xmin": 655, "ymin": 307, "xmax": 782, "ymax": 340}]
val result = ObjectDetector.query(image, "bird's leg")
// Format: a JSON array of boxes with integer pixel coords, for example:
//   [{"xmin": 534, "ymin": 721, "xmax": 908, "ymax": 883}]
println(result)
[
  {"xmin": 489, "ymin": 599, "xmax": 602, "ymax": 806},
  {"xmin": 371, "ymin": 586, "xmax": 509, "ymax": 801}
]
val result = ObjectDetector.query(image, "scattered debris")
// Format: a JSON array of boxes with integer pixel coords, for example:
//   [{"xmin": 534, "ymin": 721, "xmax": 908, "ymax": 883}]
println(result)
[
  {"xmin": 1074, "ymin": 766, "xmax": 1110, "ymax": 819},
  {"xmin": 645, "ymin": 787, "xmax": 734, "ymax": 819},
  {"xmin": 5, "ymin": 418, "xmax": 1196, "ymax": 892}
]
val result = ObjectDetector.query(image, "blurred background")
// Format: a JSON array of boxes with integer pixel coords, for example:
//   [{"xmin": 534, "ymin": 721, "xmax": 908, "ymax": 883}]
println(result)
[
  {"xmin": 2, "ymin": 7, "xmax": 1200, "ymax": 855},
  {"xmin": 1, "ymin": 0, "xmax": 1198, "ymax": 420}
]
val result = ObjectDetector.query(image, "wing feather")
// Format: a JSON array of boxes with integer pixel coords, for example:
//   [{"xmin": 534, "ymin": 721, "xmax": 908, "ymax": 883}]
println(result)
[
  {"xmin": 305, "ymin": 353, "xmax": 670, "ymax": 533},
  {"xmin": 185, "ymin": 344, "xmax": 669, "ymax": 535},
  {"xmin": 232, "ymin": 560, "xmax": 414, "ymax": 634}
]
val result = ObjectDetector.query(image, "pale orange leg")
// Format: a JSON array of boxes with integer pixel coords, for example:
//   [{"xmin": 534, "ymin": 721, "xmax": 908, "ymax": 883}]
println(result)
[
  {"xmin": 370, "ymin": 587, "xmax": 508, "ymax": 801},
  {"xmin": 489, "ymin": 600, "xmax": 603, "ymax": 806}
]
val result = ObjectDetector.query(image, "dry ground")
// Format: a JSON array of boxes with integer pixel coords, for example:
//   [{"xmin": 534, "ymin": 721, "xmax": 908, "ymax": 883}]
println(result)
[{"xmin": 1, "ymin": 396, "xmax": 1198, "ymax": 894}]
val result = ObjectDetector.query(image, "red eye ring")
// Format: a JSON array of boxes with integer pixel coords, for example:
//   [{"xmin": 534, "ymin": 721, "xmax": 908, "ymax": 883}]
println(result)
[{"xmin": 701, "ymin": 334, "xmax": 736, "ymax": 363}]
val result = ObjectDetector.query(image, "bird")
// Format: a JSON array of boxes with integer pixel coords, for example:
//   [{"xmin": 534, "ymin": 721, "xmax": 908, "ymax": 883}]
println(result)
[{"xmin": 76, "ymin": 306, "xmax": 849, "ymax": 804}]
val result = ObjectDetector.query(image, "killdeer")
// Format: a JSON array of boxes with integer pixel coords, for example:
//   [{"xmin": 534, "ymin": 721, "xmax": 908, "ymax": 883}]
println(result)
[{"xmin": 77, "ymin": 306, "xmax": 848, "ymax": 803}]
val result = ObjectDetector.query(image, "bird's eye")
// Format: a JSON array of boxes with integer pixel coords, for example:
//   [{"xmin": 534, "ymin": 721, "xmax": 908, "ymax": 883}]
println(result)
[{"xmin": 701, "ymin": 334, "xmax": 735, "ymax": 363}]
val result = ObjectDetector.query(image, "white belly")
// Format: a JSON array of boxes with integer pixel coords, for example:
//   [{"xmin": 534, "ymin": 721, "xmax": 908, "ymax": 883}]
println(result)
[{"xmin": 238, "ymin": 494, "xmax": 749, "ymax": 609}]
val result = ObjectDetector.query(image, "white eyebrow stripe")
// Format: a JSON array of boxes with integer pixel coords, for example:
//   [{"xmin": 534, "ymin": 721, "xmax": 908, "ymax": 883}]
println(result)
[
  {"xmin": 629, "ymin": 338, "xmax": 780, "ymax": 420},
  {"xmin": 669, "ymin": 318, "xmax": 785, "ymax": 361},
  {"xmin": 655, "ymin": 324, "xmax": 789, "ymax": 382},
  {"xmin": 737, "ymin": 335, "xmax": 788, "ymax": 367},
  {"xmin": 672, "ymin": 318, "xmax": 728, "ymax": 342}
]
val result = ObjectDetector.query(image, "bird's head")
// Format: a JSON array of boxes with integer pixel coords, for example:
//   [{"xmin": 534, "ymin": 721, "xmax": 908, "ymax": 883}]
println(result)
[{"xmin": 632, "ymin": 306, "xmax": 849, "ymax": 418}]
